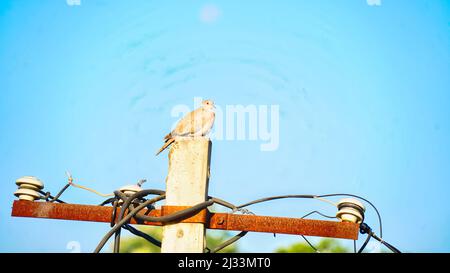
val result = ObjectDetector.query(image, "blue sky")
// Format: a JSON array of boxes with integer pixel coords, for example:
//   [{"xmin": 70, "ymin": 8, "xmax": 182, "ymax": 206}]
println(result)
[{"xmin": 0, "ymin": 0, "xmax": 449, "ymax": 252}]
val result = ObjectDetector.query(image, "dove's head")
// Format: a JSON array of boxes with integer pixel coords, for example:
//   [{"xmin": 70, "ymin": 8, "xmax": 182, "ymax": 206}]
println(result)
[{"xmin": 202, "ymin": 99, "xmax": 215, "ymax": 111}]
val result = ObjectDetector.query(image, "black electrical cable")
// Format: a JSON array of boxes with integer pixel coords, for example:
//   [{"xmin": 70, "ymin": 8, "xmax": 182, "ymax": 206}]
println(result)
[
  {"xmin": 301, "ymin": 210, "xmax": 336, "ymax": 219},
  {"xmin": 236, "ymin": 195, "xmax": 315, "ymax": 209},
  {"xmin": 368, "ymin": 230, "xmax": 401, "ymax": 253},
  {"xmin": 118, "ymin": 201, "xmax": 159, "ymax": 251},
  {"xmin": 208, "ymin": 196, "xmax": 239, "ymax": 211},
  {"xmin": 384, "ymin": 240, "xmax": 401, "ymax": 253},
  {"xmin": 94, "ymin": 197, "xmax": 213, "ymax": 253},
  {"xmin": 111, "ymin": 190, "xmax": 151, "ymax": 252},
  {"xmin": 359, "ymin": 223, "xmax": 401, "ymax": 253},
  {"xmin": 104, "ymin": 192, "xmax": 233, "ymax": 210},
  {"xmin": 210, "ymin": 231, "xmax": 248, "ymax": 253},
  {"xmin": 115, "ymin": 190, "xmax": 165, "ymax": 224},
  {"xmin": 203, "ymin": 197, "xmax": 249, "ymax": 253},
  {"xmin": 94, "ymin": 195, "xmax": 165, "ymax": 253},
  {"xmin": 113, "ymin": 227, "xmax": 122, "ymax": 252},
  {"xmin": 123, "ymin": 224, "xmax": 162, "ymax": 248},
  {"xmin": 126, "ymin": 193, "xmax": 245, "ymax": 253},
  {"xmin": 111, "ymin": 189, "xmax": 166, "ymax": 253},
  {"xmin": 114, "ymin": 189, "xmax": 166, "ymax": 203},
  {"xmin": 357, "ymin": 233, "xmax": 372, "ymax": 253},
  {"xmin": 99, "ymin": 192, "xmax": 237, "ymax": 253},
  {"xmin": 39, "ymin": 192, "xmax": 52, "ymax": 201},
  {"xmin": 120, "ymin": 189, "xmax": 165, "ymax": 198},
  {"xmin": 301, "ymin": 235, "xmax": 319, "ymax": 253},
  {"xmin": 48, "ymin": 183, "xmax": 71, "ymax": 202},
  {"xmin": 99, "ymin": 197, "xmax": 117, "ymax": 206},
  {"xmin": 110, "ymin": 200, "xmax": 118, "ymax": 227},
  {"xmin": 299, "ymin": 210, "xmax": 336, "ymax": 253},
  {"xmin": 38, "ymin": 190, "xmax": 65, "ymax": 203},
  {"xmin": 110, "ymin": 199, "xmax": 123, "ymax": 252},
  {"xmin": 112, "ymin": 193, "xmax": 127, "ymax": 253},
  {"xmin": 109, "ymin": 189, "xmax": 225, "ymax": 253},
  {"xmin": 131, "ymin": 199, "xmax": 213, "ymax": 223}
]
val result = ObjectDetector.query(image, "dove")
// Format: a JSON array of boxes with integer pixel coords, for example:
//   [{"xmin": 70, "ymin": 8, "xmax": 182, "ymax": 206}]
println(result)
[{"xmin": 156, "ymin": 99, "xmax": 216, "ymax": 155}]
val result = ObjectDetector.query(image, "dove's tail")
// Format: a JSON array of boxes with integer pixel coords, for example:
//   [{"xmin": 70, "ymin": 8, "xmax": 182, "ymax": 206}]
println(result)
[{"xmin": 155, "ymin": 138, "xmax": 175, "ymax": 156}]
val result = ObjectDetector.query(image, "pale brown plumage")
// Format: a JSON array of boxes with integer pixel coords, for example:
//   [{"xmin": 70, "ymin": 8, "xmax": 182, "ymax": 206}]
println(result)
[{"xmin": 156, "ymin": 100, "xmax": 216, "ymax": 155}]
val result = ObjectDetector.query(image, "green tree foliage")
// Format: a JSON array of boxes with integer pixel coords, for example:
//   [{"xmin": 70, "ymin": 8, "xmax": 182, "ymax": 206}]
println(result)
[
  {"xmin": 275, "ymin": 238, "xmax": 350, "ymax": 253},
  {"xmin": 116, "ymin": 227, "xmax": 239, "ymax": 253}
]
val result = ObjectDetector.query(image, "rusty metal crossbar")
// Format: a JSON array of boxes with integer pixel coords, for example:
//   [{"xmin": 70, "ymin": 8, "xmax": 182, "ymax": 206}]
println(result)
[{"xmin": 11, "ymin": 200, "xmax": 359, "ymax": 240}]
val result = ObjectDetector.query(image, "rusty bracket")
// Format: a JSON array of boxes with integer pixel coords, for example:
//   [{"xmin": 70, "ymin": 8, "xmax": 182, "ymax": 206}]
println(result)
[
  {"xmin": 209, "ymin": 212, "xmax": 359, "ymax": 239},
  {"xmin": 11, "ymin": 200, "xmax": 359, "ymax": 240},
  {"xmin": 160, "ymin": 205, "xmax": 209, "ymax": 224}
]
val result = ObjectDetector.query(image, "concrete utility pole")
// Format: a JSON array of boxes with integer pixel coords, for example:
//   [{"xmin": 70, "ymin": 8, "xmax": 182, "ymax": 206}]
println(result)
[{"xmin": 161, "ymin": 138, "xmax": 212, "ymax": 253}]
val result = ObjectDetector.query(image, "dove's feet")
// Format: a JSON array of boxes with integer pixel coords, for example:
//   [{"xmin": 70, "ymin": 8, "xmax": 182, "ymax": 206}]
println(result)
[{"xmin": 174, "ymin": 135, "xmax": 210, "ymax": 141}]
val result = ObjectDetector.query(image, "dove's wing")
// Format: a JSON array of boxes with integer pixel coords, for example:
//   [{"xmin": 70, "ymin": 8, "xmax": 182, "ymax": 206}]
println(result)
[
  {"xmin": 157, "ymin": 107, "xmax": 214, "ymax": 156},
  {"xmin": 200, "ymin": 110, "xmax": 215, "ymax": 136},
  {"xmin": 171, "ymin": 108, "xmax": 204, "ymax": 137}
]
